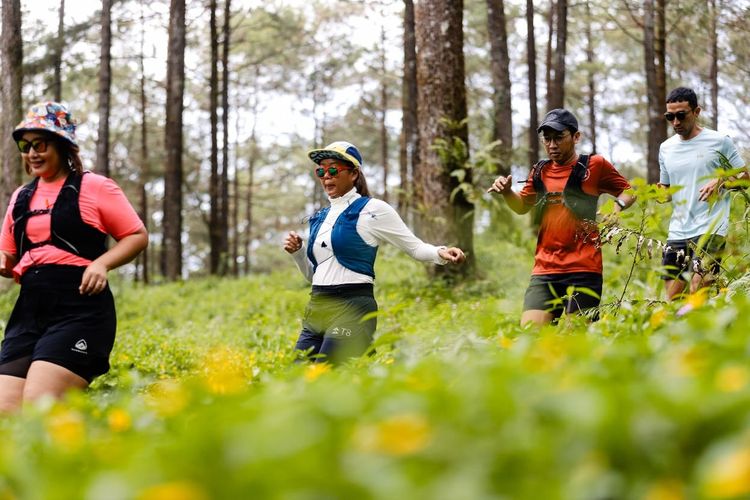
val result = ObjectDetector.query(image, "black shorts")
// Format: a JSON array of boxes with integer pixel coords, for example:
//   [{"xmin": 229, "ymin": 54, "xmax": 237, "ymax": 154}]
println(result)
[
  {"xmin": 0, "ymin": 265, "xmax": 117, "ymax": 382},
  {"xmin": 522, "ymin": 272, "xmax": 603, "ymax": 320},
  {"xmin": 661, "ymin": 234, "xmax": 726, "ymax": 281}
]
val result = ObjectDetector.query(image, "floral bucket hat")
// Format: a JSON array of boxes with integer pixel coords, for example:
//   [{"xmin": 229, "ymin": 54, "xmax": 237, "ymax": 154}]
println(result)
[{"xmin": 12, "ymin": 101, "xmax": 78, "ymax": 146}]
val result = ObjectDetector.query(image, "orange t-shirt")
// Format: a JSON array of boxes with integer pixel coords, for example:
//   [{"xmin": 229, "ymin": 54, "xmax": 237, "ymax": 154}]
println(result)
[
  {"xmin": 0, "ymin": 172, "xmax": 145, "ymax": 279},
  {"xmin": 519, "ymin": 155, "xmax": 630, "ymax": 275}
]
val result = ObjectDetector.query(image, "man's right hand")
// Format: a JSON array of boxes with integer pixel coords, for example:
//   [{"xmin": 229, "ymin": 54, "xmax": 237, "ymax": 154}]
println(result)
[
  {"xmin": 487, "ymin": 175, "xmax": 513, "ymax": 195},
  {"xmin": 283, "ymin": 231, "xmax": 303, "ymax": 254}
]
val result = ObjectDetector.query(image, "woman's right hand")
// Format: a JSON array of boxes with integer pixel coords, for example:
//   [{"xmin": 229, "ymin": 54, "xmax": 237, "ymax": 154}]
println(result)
[
  {"xmin": 0, "ymin": 252, "xmax": 16, "ymax": 279},
  {"xmin": 283, "ymin": 231, "xmax": 304, "ymax": 254}
]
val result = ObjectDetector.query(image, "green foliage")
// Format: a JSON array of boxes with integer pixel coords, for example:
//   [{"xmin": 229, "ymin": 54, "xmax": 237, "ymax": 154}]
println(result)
[{"xmin": 1, "ymin": 189, "xmax": 750, "ymax": 497}]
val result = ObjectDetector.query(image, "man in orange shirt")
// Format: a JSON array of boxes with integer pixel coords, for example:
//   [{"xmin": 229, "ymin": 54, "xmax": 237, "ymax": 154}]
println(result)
[{"xmin": 489, "ymin": 109, "xmax": 635, "ymax": 325}]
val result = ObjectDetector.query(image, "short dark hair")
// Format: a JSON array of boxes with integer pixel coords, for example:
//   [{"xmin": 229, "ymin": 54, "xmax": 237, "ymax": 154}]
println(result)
[{"xmin": 666, "ymin": 87, "xmax": 698, "ymax": 109}]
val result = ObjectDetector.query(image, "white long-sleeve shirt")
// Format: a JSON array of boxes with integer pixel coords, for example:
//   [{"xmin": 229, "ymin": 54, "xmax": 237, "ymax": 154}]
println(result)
[{"xmin": 291, "ymin": 188, "xmax": 446, "ymax": 285}]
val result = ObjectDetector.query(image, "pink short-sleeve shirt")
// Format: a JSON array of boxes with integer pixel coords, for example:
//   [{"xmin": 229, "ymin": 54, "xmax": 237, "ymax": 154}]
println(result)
[{"xmin": 0, "ymin": 172, "xmax": 145, "ymax": 279}]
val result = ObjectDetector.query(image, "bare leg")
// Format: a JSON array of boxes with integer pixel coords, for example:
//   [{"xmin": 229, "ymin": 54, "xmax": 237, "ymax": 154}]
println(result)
[
  {"xmin": 0, "ymin": 375, "xmax": 26, "ymax": 413},
  {"xmin": 664, "ymin": 279, "xmax": 687, "ymax": 302},
  {"xmin": 690, "ymin": 272, "xmax": 714, "ymax": 294},
  {"xmin": 22, "ymin": 361, "xmax": 88, "ymax": 404},
  {"xmin": 521, "ymin": 309, "xmax": 554, "ymax": 326}
]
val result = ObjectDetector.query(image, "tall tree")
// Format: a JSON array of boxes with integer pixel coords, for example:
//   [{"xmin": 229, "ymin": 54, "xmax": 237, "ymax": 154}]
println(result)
[
  {"xmin": 708, "ymin": 0, "xmax": 719, "ymax": 129},
  {"xmin": 643, "ymin": 0, "xmax": 666, "ymax": 183},
  {"xmin": 96, "ymin": 0, "xmax": 112, "ymax": 176},
  {"xmin": 548, "ymin": 0, "xmax": 568, "ymax": 109},
  {"xmin": 399, "ymin": 0, "xmax": 418, "ymax": 216},
  {"xmin": 544, "ymin": 0, "xmax": 554, "ymax": 110},
  {"xmin": 209, "ymin": 0, "xmax": 221, "ymax": 274},
  {"xmin": 526, "ymin": 0, "xmax": 539, "ymax": 165},
  {"xmin": 1, "ymin": 0, "xmax": 23, "ymax": 207},
  {"xmin": 585, "ymin": 0, "xmax": 597, "ymax": 154},
  {"xmin": 415, "ymin": 0, "xmax": 474, "ymax": 279},
  {"xmin": 136, "ymin": 0, "xmax": 150, "ymax": 284},
  {"xmin": 379, "ymin": 25, "xmax": 389, "ymax": 203},
  {"xmin": 163, "ymin": 0, "xmax": 186, "ymax": 281},
  {"xmin": 486, "ymin": 0, "xmax": 512, "ymax": 175},
  {"xmin": 51, "ymin": 0, "xmax": 65, "ymax": 101},
  {"xmin": 220, "ymin": 0, "xmax": 231, "ymax": 274}
]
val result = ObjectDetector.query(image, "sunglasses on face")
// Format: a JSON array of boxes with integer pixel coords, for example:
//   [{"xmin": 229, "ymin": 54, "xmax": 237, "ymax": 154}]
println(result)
[
  {"xmin": 16, "ymin": 138, "xmax": 50, "ymax": 154},
  {"xmin": 664, "ymin": 110, "xmax": 691, "ymax": 121},
  {"xmin": 315, "ymin": 164, "xmax": 352, "ymax": 178}
]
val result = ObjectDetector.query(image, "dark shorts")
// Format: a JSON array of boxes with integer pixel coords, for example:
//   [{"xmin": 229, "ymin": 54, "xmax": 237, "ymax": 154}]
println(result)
[
  {"xmin": 522, "ymin": 272, "xmax": 603, "ymax": 320},
  {"xmin": 0, "ymin": 265, "xmax": 117, "ymax": 382},
  {"xmin": 661, "ymin": 234, "xmax": 726, "ymax": 281},
  {"xmin": 295, "ymin": 284, "xmax": 377, "ymax": 364}
]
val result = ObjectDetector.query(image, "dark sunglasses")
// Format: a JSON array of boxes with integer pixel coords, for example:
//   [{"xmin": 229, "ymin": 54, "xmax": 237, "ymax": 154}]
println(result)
[
  {"xmin": 664, "ymin": 110, "xmax": 691, "ymax": 122},
  {"xmin": 16, "ymin": 138, "xmax": 50, "ymax": 154},
  {"xmin": 315, "ymin": 165, "xmax": 352, "ymax": 178}
]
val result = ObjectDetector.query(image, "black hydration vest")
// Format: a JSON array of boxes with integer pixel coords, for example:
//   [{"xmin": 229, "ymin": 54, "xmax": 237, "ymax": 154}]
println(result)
[
  {"xmin": 12, "ymin": 172, "xmax": 107, "ymax": 260},
  {"xmin": 531, "ymin": 154, "xmax": 599, "ymax": 225}
]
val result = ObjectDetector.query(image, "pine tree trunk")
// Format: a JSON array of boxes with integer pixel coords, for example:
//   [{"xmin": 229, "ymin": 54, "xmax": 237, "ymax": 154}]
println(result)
[
  {"xmin": 209, "ymin": 0, "xmax": 221, "ymax": 274},
  {"xmin": 708, "ymin": 0, "xmax": 719, "ymax": 129},
  {"xmin": 585, "ymin": 0, "xmax": 597, "ymax": 154},
  {"xmin": 163, "ymin": 0, "xmax": 186, "ymax": 281},
  {"xmin": 526, "ymin": 0, "xmax": 539, "ymax": 165},
  {"xmin": 399, "ymin": 0, "xmax": 418, "ymax": 219},
  {"xmin": 548, "ymin": 0, "xmax": 567, "ymax": 109},
  {"xmin": 1, "ymin": 0, "xmax": 23, "ymax": 207},
  {"xmin": 137, "ymin": 0, "xmax": 150, "ymax": 284},
  {"xmin": 644, "ymin": 0, "xmax": 666, "ymax": 184},
  {"xmin": 96, "ymin": 0, "xmax": 112, "ymax": 177},
  {"xmin": 415, "ymin": 0, "xmax": 474, "ymax": 280},
  {"xmin": 380, "ymin": 26, "xmax": 389, "ymax": 204},
  {"xmin": 486, "ymin": 0, "xmax": 512, "ymax": 176},
  {"xmin": 52, "ymin": 0, "xmax": 64, "ymax": 101},
  {"xmin": 220, "ymin": 0, "xmax": 231, "ymax": 275}
]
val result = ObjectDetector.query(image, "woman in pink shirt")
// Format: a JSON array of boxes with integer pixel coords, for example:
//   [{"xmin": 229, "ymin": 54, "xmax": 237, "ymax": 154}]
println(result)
[{"xmin": 0, "ymin": 102, "xmax": 148, "ymax": 412}]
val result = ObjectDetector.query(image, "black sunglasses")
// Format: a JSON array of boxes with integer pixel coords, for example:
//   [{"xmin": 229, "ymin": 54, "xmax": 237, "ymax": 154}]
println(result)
[
  {"xmin": 16, "ymin": 137, "xmax": 50, "ymax": 154},
  {"xmin": 315, "ymin": 165, "xmax": 352, "ymax": 178},
  {"xmin": 664, "ymin": 110, "xmax": 691, "ymax": 122}
]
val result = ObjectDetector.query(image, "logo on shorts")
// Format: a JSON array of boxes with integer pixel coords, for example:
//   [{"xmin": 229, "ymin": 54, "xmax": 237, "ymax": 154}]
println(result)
[{"xmin": 72, "ymin": 339, "xmax": 88, "ymax": 354}]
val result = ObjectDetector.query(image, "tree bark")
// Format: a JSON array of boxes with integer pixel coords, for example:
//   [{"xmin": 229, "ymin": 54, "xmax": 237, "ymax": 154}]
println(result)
[
  {"xmin": 548, "ymin": 0, "xmax": 567, "ymax": 109},
  {"xmin": 380, "ymin": 25, "xmax": 389, "ymax": 203},
  {"xmin": 526, "ymin": 0, "xmax": 539, "ymax": 165},
  {"xmin": 708, "ymin": 0, "xmax": 719, "ymax": 129},
  {"xmin": 163, "ymin": 0, "xmax": 186, "ymax": 280},
  {"xmin": 96, "ymin": 0, "xmax": 112, "ymax": 177},
  {"xmin": 52, "ymin": 0, "xmax": 65, "ymax": 101},
  {"xmin": 209, "ymin": 0, "xmax": 221, "ymax": 274},
  {"xmin": 136, "ymin": 0, "xmax": 149, "ymax": 284},
  {"xmin": 585, "ymin": 0, "xmax": 597, "ymax": 154},
  {"xmin": 220, "ymin": 0, "xmax": 231, "ymax": 275},
  {"xmin": 1, "ymin": 0, "xmax": 23, "ymax": 207},
  {"xmin": 399, "ymin": 0, "xmax": 418, "ymax": 218},
  {"xmin": 545, "ymin": 0, "xmax": 554, "ymax": 111},
  {"xmin": 415, "ymin": 0, "xmax": 474, "ymax": 279},
  {"xmin": 643, "ymin": 0, "xmax": 666, "ymax": 184},
  {"xmin": 486, "ymin": 0, "xmax": 512, "ymax": 176}
]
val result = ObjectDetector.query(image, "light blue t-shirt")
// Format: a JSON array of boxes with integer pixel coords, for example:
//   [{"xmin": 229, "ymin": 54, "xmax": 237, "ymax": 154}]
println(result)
[{"xmin": 659, "ymin": 128, "xmax": 745, "ymax": 240}]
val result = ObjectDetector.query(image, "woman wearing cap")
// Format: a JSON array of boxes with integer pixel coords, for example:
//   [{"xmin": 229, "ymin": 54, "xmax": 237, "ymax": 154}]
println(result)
[
  {"xmin": 0, "ymin": 101, "xmax": 147, "ymax": 411},
  {"xmin": 283, "ymin": 141, "xmax": 465, "ymax": 364}
]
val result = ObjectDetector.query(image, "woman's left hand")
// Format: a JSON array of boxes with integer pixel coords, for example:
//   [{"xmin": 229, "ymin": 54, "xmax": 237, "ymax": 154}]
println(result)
[
  {"xmin": 439, "ymin": 247, "xmax": 466, "ymax": 264},
  {"xmin": 80, "ymin": 261, "xmax": 109, "ymax": 295}
]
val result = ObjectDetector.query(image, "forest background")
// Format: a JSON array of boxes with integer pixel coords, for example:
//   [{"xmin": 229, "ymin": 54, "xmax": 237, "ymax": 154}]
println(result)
[{"xmin": 3, "ymin": 0, "xmax": 749, "ymax": 282}]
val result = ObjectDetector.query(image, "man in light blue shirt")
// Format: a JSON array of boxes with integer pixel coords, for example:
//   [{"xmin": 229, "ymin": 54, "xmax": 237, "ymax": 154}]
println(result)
[{"xmin": 658, "ymin": 87, "xmax": 748, "ymax": 300}]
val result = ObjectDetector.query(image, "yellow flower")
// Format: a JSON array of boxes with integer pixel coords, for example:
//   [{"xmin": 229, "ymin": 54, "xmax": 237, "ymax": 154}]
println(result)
[
  {"xmin": 354, "ymin": 413, "xmax": 432, "ymax": 456},
  {"xmin": 201, "ymin": 346, "xmax": 249, "ymax": 395},
  {"xmin": 146, "ymin": 380, "xmax": 189, "ymax": 417},
  {"xmin": 650, "ymin": 309, "xmax": 668, "ymax": 328},
  {"xmin": 45, "ymin": 408, "xmax": 85, "ymax": 451},
  {"xmin": 136, "ymin": 481, "xmax": 209, "ymax": 500},
  {"xmin": 107, "ymin": 408, "xmax": 132, "ymax": 433},
  {"xmin": 645, "ymin": 479, "xmax": 685, "ymax": 500},
  {"xmin": 703, "ymin": 447, "xmax": 750, "ymax": 498},
  {"xmin": 304, "ymin": 363, "xmax": 331, "ymax": 382},
  {"xmin": 715, "ymin": 365, "xmax": 750, "ymax": 393},
  {"xmin": 498, "ymin": 335, "xmax": 513, "ymax": 349}
]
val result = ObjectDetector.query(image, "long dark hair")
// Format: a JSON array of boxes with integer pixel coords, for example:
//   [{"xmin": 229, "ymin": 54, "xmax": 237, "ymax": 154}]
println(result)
[
  {"xmin": 351, "ymin": 164, "xmax": 371, "ymax": 197},
  {"xmin": 24, "ymin": 133, "xmax": 83, "ymax": 176}
]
